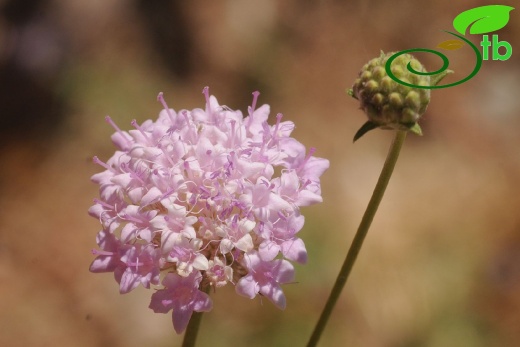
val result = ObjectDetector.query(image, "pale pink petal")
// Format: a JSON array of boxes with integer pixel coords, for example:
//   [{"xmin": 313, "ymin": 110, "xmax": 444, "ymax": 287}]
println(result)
[{"xmin": 281, "ymin": 238, "xmax": 308, "ymax": 264}]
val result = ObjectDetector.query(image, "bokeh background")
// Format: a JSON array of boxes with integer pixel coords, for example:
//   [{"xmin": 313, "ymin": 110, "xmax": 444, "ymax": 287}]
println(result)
[{"xmin": 1, "ymin": 0, "xmax": 519, "ymax": 346}]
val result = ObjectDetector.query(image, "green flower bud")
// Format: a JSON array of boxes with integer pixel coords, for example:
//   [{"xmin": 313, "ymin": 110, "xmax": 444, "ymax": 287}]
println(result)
[{"xmin": 348, "ymin": 51, "xmax": 451, "ymax": 141}]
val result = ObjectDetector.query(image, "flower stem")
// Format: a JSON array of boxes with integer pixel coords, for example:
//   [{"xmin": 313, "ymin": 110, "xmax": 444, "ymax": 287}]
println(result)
[
  {"xmin": 181, "ymin": 312, "xmax": 204, "ymax": 347},
  {"xmin": 182, "ymin": 287, "xmax": 210, "ymax": 347},
  {"xmin": 307, "ymin": 130, "xmax": 407, "ymax": 347}
]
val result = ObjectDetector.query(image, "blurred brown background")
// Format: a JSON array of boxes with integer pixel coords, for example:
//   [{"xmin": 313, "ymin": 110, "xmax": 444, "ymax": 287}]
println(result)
[{"xmin": 1, "ymin": 0, "xmax": 519, "ymax": 346}]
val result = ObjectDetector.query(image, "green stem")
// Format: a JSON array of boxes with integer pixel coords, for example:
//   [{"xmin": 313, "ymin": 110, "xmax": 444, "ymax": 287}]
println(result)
[
  {"xmin": 307, "ymin": 130, "xmax": 407, "ymax": 347},
  {"xmin": 181, "ymin": 287, "xmax": 210, "ymax": 347}
]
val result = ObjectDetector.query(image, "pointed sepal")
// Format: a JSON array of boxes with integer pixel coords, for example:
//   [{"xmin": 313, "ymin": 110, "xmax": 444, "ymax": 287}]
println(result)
[
  {"xmin": 407, "ymin": 123, "xmax": 423, "ymax": 136},
  {"xmin": 431, "ymin": 69, "xmax": 454, "ymax": 87},
  {"xmin": 353, "ymin": 121, "xmax": 379, "ymax": 142}
]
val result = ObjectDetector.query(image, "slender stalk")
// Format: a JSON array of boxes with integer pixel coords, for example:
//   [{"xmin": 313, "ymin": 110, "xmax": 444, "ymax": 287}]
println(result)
[
  {"xmin": 181, "ymin": 312, "xmax": 204, "ymax": 347},
  {"xmin": 182, "ymin": 287, "xmax": 210, "ymax": 347},
  {"xmin": 307, "ymin": 130, "xmax": 407, "ymax": 347}
]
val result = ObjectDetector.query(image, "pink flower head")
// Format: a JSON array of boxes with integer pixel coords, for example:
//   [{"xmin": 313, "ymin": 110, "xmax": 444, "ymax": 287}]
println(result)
[{"xmin": 89, "ymin": 87, "xmax": 329, "ymax": 333}]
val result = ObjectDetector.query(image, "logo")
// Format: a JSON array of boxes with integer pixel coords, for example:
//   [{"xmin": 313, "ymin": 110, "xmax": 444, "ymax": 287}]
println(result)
[{"xmin": 386, "ymin": 5, "xmax": 515, "ymax": 89}]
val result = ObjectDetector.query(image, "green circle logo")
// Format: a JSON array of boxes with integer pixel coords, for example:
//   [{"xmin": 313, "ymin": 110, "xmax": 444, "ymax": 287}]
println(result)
[{"xmin": 385, "ymin": 31, "xmax": 483, "ymax": 89}]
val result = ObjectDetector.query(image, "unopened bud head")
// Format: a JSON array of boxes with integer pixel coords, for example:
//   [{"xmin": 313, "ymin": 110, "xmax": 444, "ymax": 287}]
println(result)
[{"xmin": 348, "ymin": 51, "xmax": 451, "ymax": 141}]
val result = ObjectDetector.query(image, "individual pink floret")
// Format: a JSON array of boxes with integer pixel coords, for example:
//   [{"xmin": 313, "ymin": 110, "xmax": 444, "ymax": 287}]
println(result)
[{"xmin": 149, "ymin": 272, "xmax": 212, "ymax": 334}]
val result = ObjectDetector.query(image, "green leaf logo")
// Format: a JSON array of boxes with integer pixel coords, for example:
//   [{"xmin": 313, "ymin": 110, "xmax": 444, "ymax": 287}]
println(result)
[{"xmin": 453, "ymin": 5, "xmax": 514, "ymax": 35}]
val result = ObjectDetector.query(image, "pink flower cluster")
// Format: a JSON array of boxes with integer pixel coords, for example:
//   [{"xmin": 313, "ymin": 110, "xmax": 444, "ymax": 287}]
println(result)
[{"xmin": 89, "ymin": 87, "xmax": 329, "ymax": 333}]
